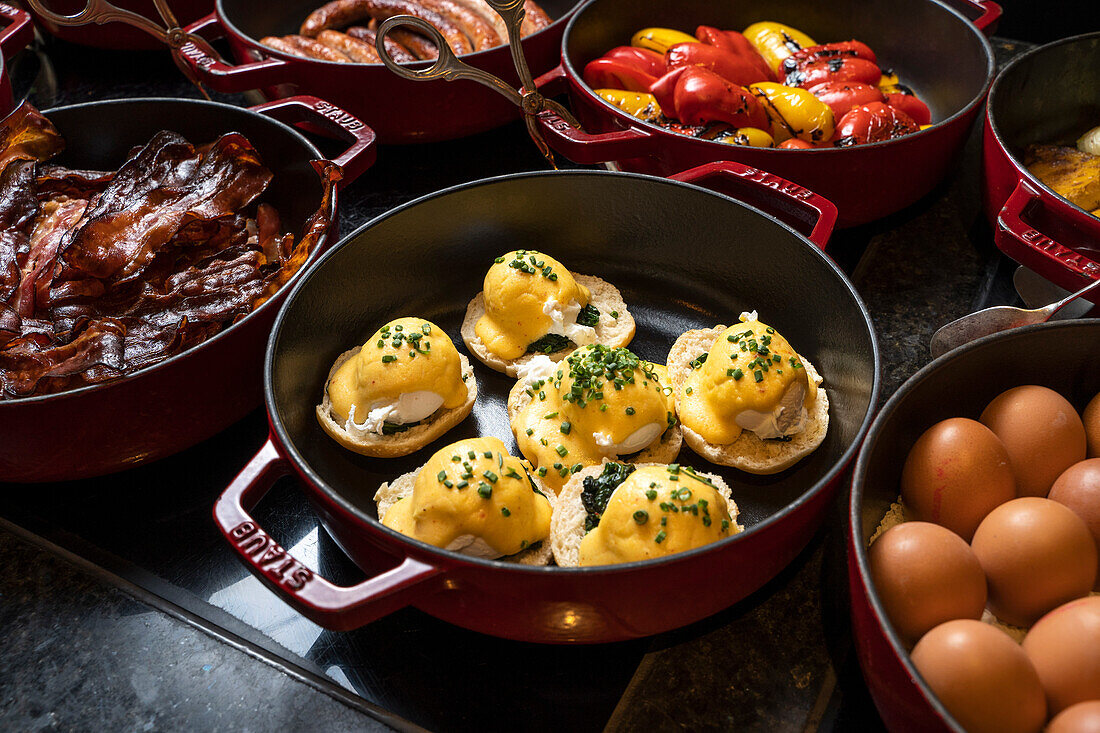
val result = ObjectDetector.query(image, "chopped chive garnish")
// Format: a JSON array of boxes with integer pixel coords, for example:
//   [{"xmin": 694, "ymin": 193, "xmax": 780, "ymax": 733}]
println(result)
[
  {"xmin": 525, "ymin": 428, "xmax": 534, "ymax": 436},
  {"xmin": 633, "ymin": 510, "xmax": 648, "ymax": 525},
  {"xmin": 625, "ymin": 407, "xmax": 635, "ymax": 415},
  {"xmin": 555, "ymin": 445, "xmax": 568, "ymax": 457},
  {"xmin": 654, "ymin": 530, "xmax": 667, "ymax": 544},
  {"xmin": 381, "ymin": 355, "xmax": 397, "ymax": 363},
  {"xmin": 478, "ymin": 483, "xmax": 492, "ymax": 498},
  {"xmin": 436, "ymin": 470, "xmax": 447, "ymax": 482},
  {"xmin": 501, "ymin": 507, "xmax": 511, "ymax": 517},
  {"xmin": 646, "ymin": 489, "xmax": 657, "ymax": 500},
  {"xmin": 560, "ymin": 422, "xmax": 571, "ymax": 435}
]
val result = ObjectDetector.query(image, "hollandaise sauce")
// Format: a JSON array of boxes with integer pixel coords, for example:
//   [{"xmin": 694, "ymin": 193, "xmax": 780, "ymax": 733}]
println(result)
[
  {"xmin": 514, "ymin": 344, "xmax": 677, "ymax": 491},
  {"xmin": 578, "ymin": 464, "xmax": 737, "ymax": 565},
  {"xmin": 327, "ymin": 317, "xmax": 467, "ymax": 434},
  {"xmin": 475, "ymin": 250, "xmax": 600, "ymax": 360},
  {"xmin": 679, "ymin": 312, "xmax": 817, "ymax": 443},
  {"xmin": 383, "ymin": 437, "xmax": 553, "ymax": 558}
]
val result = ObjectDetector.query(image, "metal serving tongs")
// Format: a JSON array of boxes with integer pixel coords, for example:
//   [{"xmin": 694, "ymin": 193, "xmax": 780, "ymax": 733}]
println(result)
[
  {"xmin": 25, "ymin": 0, "xmax": 221, "ymax": 96},
  {"xmin": 374, "ymin": 0, "xmax": 580, "ymax": 167}
]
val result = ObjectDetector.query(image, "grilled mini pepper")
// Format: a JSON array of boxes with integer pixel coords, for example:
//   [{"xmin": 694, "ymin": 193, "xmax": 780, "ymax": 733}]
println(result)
[
  {"xmin": 780, "ymin": 40, "xmax": 878, "ymax": 76},
  {"xmin": 748, "ymin": 81, "xmax": 834, "ymax": 144},
  {"xmin": 694, "ymin": 25, "xmax": 775, "ymax": 82},
  {"xmin": 652, "ymin": 66, "xmax": 768, "ymax": 129},
  {"xmin": 631, "ymin": 27, "xmax": 697, "ymax": 55},
  {"xmin": 594, "ymin": 89, "xmax": 662, "ymax": 121},
  {"xmin": 743, "ymin": 22, "xmax": 816, "ymax": 74},
  {"xmin": 884, "ymin": 91, "xmax": 931, "ymax": 126},
  {"xmin": 833, "ymin": 101, "xmax": 919, "ymax": 145},
  {"xmin": 807, "ymin": 81, "xmax": 885, "ymax": 119},
  {"xmin": 666, "ymin": 42, "xmax": 769, "ymax": 88},
  {"xmin": 784, "ymin": 57, "xmax": 882, "ymax": 89},
  {"xmin": 583, "ymin": 47, "xmax": 666, "ymax": 93}
]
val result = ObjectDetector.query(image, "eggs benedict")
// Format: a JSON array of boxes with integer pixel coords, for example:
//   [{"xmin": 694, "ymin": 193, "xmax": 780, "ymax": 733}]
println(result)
[
  {"xmin": 508, "ymin": 343, "xmax": 681, "ymax": 493},
  {"xmin": 667, "ymin": 311, "xmax": 829, "ymax": 473},
  {"xmin": 316, "ymin": 317, "xmax": 477, "ymax": 457},
  {"xmin": 550, "ymin": 462, "xmax": 743, "ymax": 566},
  {"xmin": 461, "ymin": 249, "xmax": 636, "ymax": 377},
  {"xmin": 374, "ymin": 437, "xmax": 555, "ymax": 564}
]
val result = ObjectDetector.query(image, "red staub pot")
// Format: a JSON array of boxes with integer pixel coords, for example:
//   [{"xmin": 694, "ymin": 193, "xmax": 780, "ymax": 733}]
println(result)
[
  {"xmin": 175, "ymin": 0, "xmax": 581, "ymax": 144},
  {"xmin": 848, "ymin": 320, "xmax": 1100, "ymax": 732},
  {"xmin": 213, "ymin": 165, "xmax": 879, "ymax": 642},
  {"xmin": 531, "ymin": 0, "xmax": 998, "ymax": 227},
  {"xmin": 0, "ymin": 3, "xmax": 33, "ymax": 115},
  {"xmin": 983, "ymin": 32, "xmax": 1100, "ymax": 304},
  {"xmin": 28, "ymin": 0, "xmax": 213, "ymax": 50},
  {"xmin": 0, "ymin": 96, "xmax": 376, "ymax": 483}
]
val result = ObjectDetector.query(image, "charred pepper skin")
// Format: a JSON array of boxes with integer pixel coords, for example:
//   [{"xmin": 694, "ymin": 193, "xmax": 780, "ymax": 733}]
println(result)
[
  {"xmin": 651, "ymin": 66, "xmax": 768, "ymax": 129},
  {"xmin": 833, "ymin": 101, "xmax": 919, "ymax": 146}
]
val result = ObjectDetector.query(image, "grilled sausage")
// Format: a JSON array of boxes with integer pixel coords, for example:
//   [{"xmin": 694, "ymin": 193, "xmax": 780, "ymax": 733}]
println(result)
[
  {"xmin": 260, "ymin": 36, "xmax": 301, "ymax": 56},
  {"xmin": 285, "ymin": 34, "xmax": 354, "ymax": 62},
  {"xmin": 317, "ymin": 29, "xmax": 382, "ymax": 62},
  {"xmin": 521, "ymin": 0, "xmax": 551, "ymax": 35},
  {"xmin": 419, "ymin": 0, "xmax": 499, "ymax": 51},
  {"xmin": 450, "ymin": 0, "xmax": 507, "ymax": 43},
  {"xmin": 387, "ymin": 27, "xmax": 439, "ymax": 59},
  {"xmin": 345, "ymin": 26, "xmax": 418, "ymax": 62},
  {"xmin": 301, "ymin": 0, "xmax": 472, "ymax": 55},
  {"xmin": 300, "ymin": 0, "xmax": 374, "ymax": 37}
]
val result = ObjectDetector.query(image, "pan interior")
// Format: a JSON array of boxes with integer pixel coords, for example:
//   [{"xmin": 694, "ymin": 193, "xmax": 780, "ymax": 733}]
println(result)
[
  {"xmin": 269, "ymin": 172, "xmax": 876, "ymax": 541},
  {"xmin": 43, "ymin": 99, "xmax": 325, "ymax": 236},
  {"xmin": 565, "ymin": 0, "xmax": 991, "ymax": 126}
]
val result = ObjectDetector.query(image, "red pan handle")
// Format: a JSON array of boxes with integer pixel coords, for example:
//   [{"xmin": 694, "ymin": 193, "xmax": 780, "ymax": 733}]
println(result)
[
  {"xmin": 213, "ymin": 439, "xmax": 444, "ymax": 632},
  {"xmin": 942, "ymin": 0, "xmax": 1002, "ymax": 35},
  {"xmin": 176, "ymin": 12, "xmax": 294, "ymax": 93},
  {"xmin": 249, "ymin": 95, "xmax": 377, "ymax": 187},
  {"xmin": 531, "ymin": 65, "xmax": 659, "ymax": 164},
  {"xmin": 669, "ymin": 161, "xmax": 838, "ymax": 250},
  {"xmin": 0, "ymin": 3, "xmax": 33, "ymax": 60},
  {"xmin": 995, "ymin": 179, "xmax": 1100, "ymax": 296}
]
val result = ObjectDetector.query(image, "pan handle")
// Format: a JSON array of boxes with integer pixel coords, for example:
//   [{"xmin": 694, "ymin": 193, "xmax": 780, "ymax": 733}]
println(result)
[
  {"xmin": 530, "ymin": 65, "xmax": 659, "ymax": 164},
  {"xmin": 249, "ymin": 95, "xmax": 377, "ymax": 188},
  {"xmin": 669, "ymin": 161, "xmax": 837, "ymax": 250},
  {"xmin": 213, "ymin": 439, "xmax": 444, "ymax": 632},
  {"xmin": 175, "ymin": 12, "xmax": 293, "ymax": 93},
  {"xmin": 0, "ymin": 3, "xmax": 34, "ymax": 60},
  {"xmin": 995, "ymin": 179, "xmax": 1100, "ymax": 296},
  {"xmin": 942, "ymin": 0, "xmax": 1002, "ymax": 35}
]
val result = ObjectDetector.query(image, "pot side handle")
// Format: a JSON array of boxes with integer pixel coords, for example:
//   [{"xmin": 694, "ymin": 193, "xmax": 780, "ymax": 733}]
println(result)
[
  {"xmin": 531, "ymin": 65, "xmax": 659, "ymax": 164},
  {"xmin": 995, "ymin": 179, "xmax": 1100, "ymax": 294},
  {"xmin": 249, "ymin": 95, "xmax": 377, "ymax": 188},
  {"xmin": 669, "ymin": 161, "xmax": 838, "ymax": 250},
  {"xmin": 0, "ymin": 3, "xmax": 34, "ymax": 60},
  {"xmin": 213, "ymin": 439, "xmax": 443, "ymax": 632},
  {"xmin": 175, "ymin": 12, "xmax": 293, "ymax": 93},
  {"xmin": 941, "ymin": 0, "xmax": 1002, "ymax": 35}
]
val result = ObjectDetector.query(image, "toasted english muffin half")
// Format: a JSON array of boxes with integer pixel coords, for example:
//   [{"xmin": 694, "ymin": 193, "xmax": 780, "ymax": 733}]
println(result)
[
  {"xmin": 374, "ymin": 467, "xmax": 556, "ymax": 565},
  {"xmin": 460, "ymin": 274, "xmax": 636, "ymax": 377},
  {"xmin": 315, "ymin": 347, "xmax": 477, "ymax": 458},
  {"xmin": 505, "ymin": 374, "xmax": 683, "ymax": 474},
  {"xmin": 667, "ymin": 326, "xmax": 829, "ymax": 474},
  {"xmin": 550, "ymin": 462, "xmax": 739, "ymax": 567}
]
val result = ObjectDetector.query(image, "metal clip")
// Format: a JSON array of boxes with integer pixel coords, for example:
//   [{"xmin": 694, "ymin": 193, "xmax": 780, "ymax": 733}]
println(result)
[{"xmin": 375, "ymin": 0, "xmax": 581, "ymax": 168}]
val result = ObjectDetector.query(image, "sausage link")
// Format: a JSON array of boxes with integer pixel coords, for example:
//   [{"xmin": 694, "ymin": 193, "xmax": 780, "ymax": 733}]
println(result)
[
  {"xmin": 260, "ymin": 36, "xmax": 302, "ymax": 56},
  {"xmin": 317, "ymin": 29, "xmax": 382, "ymax": 62},
  {"xmin": 344, "ymin": 26, "xmax": 418, "ymax": 62},
  {"xmin": 285, "ymin": 34, "xmax": 354, "ymax": 61},
  {"xmin": 521, "ymin": 0, "xmax": 551, "ymax": 36},
  {"xmin": 419, "ymin": 0, "xmax": 499, "ymax": 51},
  {"xmin": 303, "ymin": 0, "xmax": 472, "ymax": 55},
  {"xmin": 301, "ymin": 0, "xmax": 373, "ymax": 37},
  {"xmin": 451, "ymin": 0, "xmax": 507, "ymax": 43},
  {"xmin": 388, "ymin": 28, "xmax": 438, "ymax": 59}
]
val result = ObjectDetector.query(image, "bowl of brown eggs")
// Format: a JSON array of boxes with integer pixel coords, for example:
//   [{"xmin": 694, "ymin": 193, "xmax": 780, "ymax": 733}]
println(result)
[{"xmin": 848, "ymin": 319, "xmax": 1100, "ymax": 733}]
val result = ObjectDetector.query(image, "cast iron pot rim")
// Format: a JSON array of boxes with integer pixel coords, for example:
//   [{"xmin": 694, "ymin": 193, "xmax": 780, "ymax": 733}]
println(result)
[
  {"xmin": 848, "ymin": 318, "xmax": 1100, "ymax": 733},
  {"xmin": 561, "ymin": 0, "xmax": 995, "ymax": 154},
  {"xmin": 2, "ymin": 96, "xmax": 335, "ymax": 406},
  {"xmin": 217, "ymin": 0, "xmax": 584, "ymax": 66},
  {"xmin": 986, "ymin": 30, "xmax": 1100, "ymax": 221},
  {"xmin": 265, "ymin": 167, "xmax": 881, "ymax": 576}
]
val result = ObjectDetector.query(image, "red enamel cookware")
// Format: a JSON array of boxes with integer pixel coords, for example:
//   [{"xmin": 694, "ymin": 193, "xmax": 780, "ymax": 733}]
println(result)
[
  {"xmin": 0, "ymin": 96, "xmax": 376, "ymax": 483},
  {"xmin": 0, "ymin": 4, "xmax": 34, "ymax": 115},
  {"xmin": 530, "ymin": 0, "xmax": 998, "ymax": 227},
  {"xmin": 984, "ymin": 32, "xmax": 1100, "ymax": 305},
  {"xmin": 213, "ymin": 164, "xmax": 879, "ymax": 642},
  {"xmin": 28, "ymin": 0, "xmax": 212, "ymax": 50},
  {"xmin": 848, "ymin": 320, "xmax": 1100, "ymax": 732},
  {"xmin": 175, "ymin": 0, "xmax": 580, "ymax": 144}
]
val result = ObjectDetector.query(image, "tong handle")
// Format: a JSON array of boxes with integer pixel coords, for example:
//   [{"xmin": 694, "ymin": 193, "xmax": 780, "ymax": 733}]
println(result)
[
  {"xmin": 27, "ymin": 0, "xmax": 166, "ymax": 42},
  {"xmin": 483, "ymin": 0, "xmax": 533, "ymax": 92}
]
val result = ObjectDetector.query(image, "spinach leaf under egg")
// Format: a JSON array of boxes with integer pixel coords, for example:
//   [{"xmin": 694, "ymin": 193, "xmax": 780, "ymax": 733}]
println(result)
[
  {"xmin": 581, "ymin": 462, "xmax": 636, "ymax": 532},
  {"xmin": 381, "ymin": 421, "xmax": 420, "ymax": 435},
  {"xmin": 576, "ymin": 304, "xmax": 600, "ymax": 328},
  {"xmin": 526, "ymin": 333, "xmax": 572, "ymax": 354}
]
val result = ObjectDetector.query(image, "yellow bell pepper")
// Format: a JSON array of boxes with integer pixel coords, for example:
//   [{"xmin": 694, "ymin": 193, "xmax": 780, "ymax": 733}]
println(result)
[
  {"xmin": 595, "ymin": 89, "xmax": 662, "ymax": 121},
  {"xmin": 748, "ymin": 82, "xmax": 834, "ymax": 144},
  {"xmin": 718, "ymin": 127, "xmax": 775, "ymax": 147},
  {"xmin": 743, "ymin": 22, "xmax": 816, "ymax": 74},
  {"xmin": 631, "ymin": 27, "xmax": 698, "ymax": 55},
  {"xmin": 878, "ymin": 73, "xmax": 900, "ymax": 89}
]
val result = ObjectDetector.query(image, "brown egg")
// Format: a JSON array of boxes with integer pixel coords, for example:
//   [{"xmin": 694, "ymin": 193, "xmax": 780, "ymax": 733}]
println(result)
[
  {"xmin": 901, "ymin": 417, "xmax": 1016, "ymax": 541},
  {"xmin": 1023, "ymin": 597, "xmax": 1100, "ymax": 716},
  {"xmin": 980, "ymin": 385, "xmax": 1087, "ymax": 497},
  {"xmin": 869, "ymin": 521, "xmax": 987, "ymax": 644},
  {"xmin": 911, "ymin": 619, "xmax": 1047, "ymax": 733},
  {"xmin": 1085, "ymin": 392, "xmax": 1100, "ymax": 459},
  {"xmin": 971, "ymin": 498, "xmax": 1098, "ymax": 627},
  {"xmin": 1050, "ymin": 459, "xmax": 1100, "ymax": 589},
  {"xmin": 1047, "ymin": 701, "xmax": 1100, "ymax": 733}
]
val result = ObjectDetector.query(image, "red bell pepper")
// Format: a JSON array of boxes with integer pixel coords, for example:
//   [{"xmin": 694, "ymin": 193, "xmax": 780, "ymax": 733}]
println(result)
[
  {"xmin": 884, "ymin": 92, "xmax": 932, "ymax": 126},
  {"xmin": 602, "ymin": 46, "xmax": 667, "ymax": 77},
  {"xmin": 666, "ymin": 42, "xmax": 770, "ymax": 88},
  {"xmin": 780, "ymin": 40, "xmax": 878, "ymax": 76},
  {"xmin": 650, "ymin": 66, "xmax": 767, "ymax": 129},
  {"xmin": 833, "ymin": 101, "xmax": 919, "ymax": 146},
  {"xmin": 808, "ymin": 81, "xmax": 885, "ymax": 119},
  {"xmin": 785, "ymin": 56, "xmax": 882, "ymax": 89},
  {"xmin": 583, "ymin": 47, "xmax": 665, "ymax": 93},
  {"xmin": 777, "ymin": 138, "xmax": 815, "ymax": 149},
  {"xmin": 695, "ymin": 25, "xmax": 775, "ymax": 82}
]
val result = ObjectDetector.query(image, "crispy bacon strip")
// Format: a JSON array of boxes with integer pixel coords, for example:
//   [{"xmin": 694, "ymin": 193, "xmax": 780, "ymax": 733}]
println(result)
[
  {"xmin": 0, "ymin": 317, "xmax": 125, "ymax": 396},
  {"xmin": 0, "ymin": 159, "xmax": 40, "ymax": 302},
  {"xmin": 0, "ymin": 102, "xmax": 65, "ymax": 172}
]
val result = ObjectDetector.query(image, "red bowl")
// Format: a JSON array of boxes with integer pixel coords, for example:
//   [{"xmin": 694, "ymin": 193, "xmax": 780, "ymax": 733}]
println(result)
[
  {"xmin": 176, "ymin": 0, "xmax": 580, "ymax": 144},
  {"xmin": 28, "ymin": 0, "xmax": 213, "ymax": 50},
  {"xmin": 0, "ymin": 96, "xmax": 376, "ymax": 483},
  {"xmin": 212, "ymin": 164, "xmax": 879, "ymax": 642},
  {"xmin": 848, "ymin": 320, "xmax": 1100, "ymax": 731},
  {"xmin": 531, "ymin": 0, "xmax": 998, "ymax": 227},
  {"xmin": 0, "ymin": 3, "xmax": 34, "ymax": 115},
  {"xmin": 983, "ymin": 32, "xmax": 1100, "ymax": 304}
]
